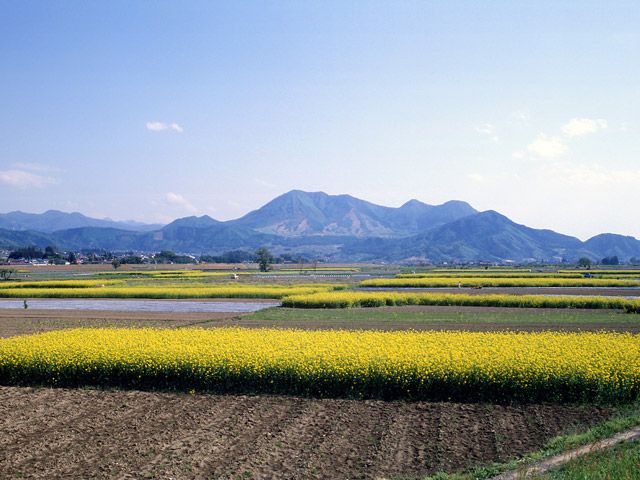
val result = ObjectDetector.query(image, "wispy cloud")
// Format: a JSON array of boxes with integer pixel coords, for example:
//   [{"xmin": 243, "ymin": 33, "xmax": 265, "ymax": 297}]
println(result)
[
  {"xmin": 12, "ymin": 162, "xmax": 61, "ymax": 173},
  {"xmin": 146, "ymin": 121, "xmax": 184, "ymax": 133},
  {"xmin": 509, "ymin": 109, "xmax": 530, "ymax": 125},
  {"xmin": 475, "ymin": 123, "xmax": 499, "ymax": 142},
  {"xmin": 0, "ymin": 169, "xmax": 57, "ymax": 188},
  {"xmin": 562, "ymin": 118, "xmax": 607, "ymax": 137},
  {"xmin": 527, "ymin": 134, "xmax": 568, "ymax": 158},
  {"xmin": 165, "ymin": 192, "xmax": 197, "ymax": 213},
  {"xmin": 253, "ymin": 177, "xmax": 277, "ymax": 188}
]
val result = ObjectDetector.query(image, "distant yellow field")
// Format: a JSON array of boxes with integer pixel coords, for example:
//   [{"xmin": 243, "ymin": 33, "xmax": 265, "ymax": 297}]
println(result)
[
  {"xmin": 0, "ymin": 283, "xmax": 344, "ymax": 299},
  {"xmin": 0, "ymin": 280, "xmax": 123, "ymax": 289},
  {"xmin": 396, "ymin": 273, "xmax": 584, "ymax": 278},
  {"xmin": 282, "ymin": 290, "xmax": 640, "ymax": 312},
  {"xmin": 361, "ymin": 277, "xmax": 640, "ymax": 288}
]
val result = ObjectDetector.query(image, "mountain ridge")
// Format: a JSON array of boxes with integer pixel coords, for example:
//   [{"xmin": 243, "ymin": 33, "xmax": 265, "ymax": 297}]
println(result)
[
  {"xmin": 2, "ymin": 190, "xmax": 639, "ymax": 263},
  {"xmin": 0, "ymin": 210, "xmax": 163, "ymax": 233}
]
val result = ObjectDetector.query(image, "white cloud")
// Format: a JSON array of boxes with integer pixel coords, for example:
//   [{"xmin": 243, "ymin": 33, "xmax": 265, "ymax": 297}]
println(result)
[
  {"xmin": 146, "ymin": 121, "xmax": 184, "ymax": 133},
  {"xmin": 12, "ymin": 162, "xmax": 61, "ymax": 173},
  {"xmin": 466, "ymin": 173, "xmax": 486, "ymax": 183},
  {"xmin": 253, "ymin": 177, "xmax": 277, "ymax": 188},
  {"xmin": 512, "ymin": 150, "xmax": 526, "ymax": 160},
  {"xmin": 165, "ymin": 192, "xmax": 197, "ymax": 213},
  {"xmin": 475, "ymin": 123, "xmax": 499, "ymax": 142},
  {"xmin": 0, "ymin": 169, "xmax": 57, "ymax": 188},
  {"xmin": 562, "ymin": 118, "xmax": 607, "ymax": 137},
  {"xmin": 510, "ymin": 109, "xmax": 530, "ymax": 125},
  {"xmin": 527, "ymin": 134, "xmax": 568, "ymax": 158}
]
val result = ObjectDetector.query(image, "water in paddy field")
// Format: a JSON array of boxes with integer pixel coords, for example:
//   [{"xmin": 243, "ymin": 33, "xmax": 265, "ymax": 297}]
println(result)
[{"xmin": 0, "ymin": 299, "xmax": 280, "ymax": 313}]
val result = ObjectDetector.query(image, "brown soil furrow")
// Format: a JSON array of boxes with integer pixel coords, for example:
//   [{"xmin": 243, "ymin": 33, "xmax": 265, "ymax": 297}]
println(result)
[
  {"xmin": 46, "ymin": 393, "xmax": 223, "ymax": 479},
  {"xmin": 0, "ymin": 387, "xmax": 129, "ymax": 452},
  {"xmin": 221, "ymin": 398, "xmax": 337, "ymax": 479},
  {"xmin": 230, "ymin": 399, "xmax": 398, "ymax": 480},
  {"xmin": 491, "ymin": 406, "xmax": 532, "ymax": 462},
  {"xmin": 0, "ymin": 387, "xmax": 619, "ymax": 479},
  {"xmin": 0, "ymin": 386, "xmax": 65, "ymax": 429},
  {"xmin": 0, "ymin": 389, "xmax": 174, "ymax": 477},
  {"xmin": 289, "ymin": 399, "xmax": 395, "ymax": 480},
  {"xmin": 196, "ymin": 397, "xmax": 311, "ymax": 479},
  {"xmin": 371, "ymin": 402, "xmax": 442, "ymax": 478},
  {"xmin": 128, "ymin": 394, "xmax": 264, "ymax": 479},
  {"xmin": 432, "ymin": 403, "xmax": 488, "ymax": 473}
]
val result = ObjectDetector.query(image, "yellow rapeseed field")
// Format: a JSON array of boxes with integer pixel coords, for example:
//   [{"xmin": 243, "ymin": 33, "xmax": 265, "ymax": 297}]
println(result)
[
  {"xmin": 395, "ymin": 273, "xmax": 585, "ymax": 278},
  {"xmin": 0, "ymin": 328, "xmax": 638, "ymax": 403},
  {"xmin": 281, "ymin": 291, "xmax": 640, "ymax": 313},
  {"xmin": 0, "ymin": 279, "xmax": 124, "ymax": 289},
  {"xmin": 0, "ymin": 283, "xmax": 343, "ymax": 299},
  {"xmin": 360, "ymin": 277, "xmax": 640, "ymax": 288}
]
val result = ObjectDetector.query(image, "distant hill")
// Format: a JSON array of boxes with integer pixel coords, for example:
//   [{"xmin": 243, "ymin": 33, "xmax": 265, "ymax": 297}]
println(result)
[
  {"xmin": 583, "ymin": 234, "xmax": 640, "ymax": 260},
  {"xmin": 0, "ymin": 210, "xmax": 162, "ymax": 233},
  {"xmin": 0, "ymin": 228, "xmax": 54, "ymax": 249},
  {"xmin": 230, "ymin": 190, "xmax": 477, "ymax": 237},
  {"xmin": 398, "ymin": 210, "xmax": 585, "ymax": 263},
  {"xmin": 2, "ymin": 191, "xmax": 639, "ymax": 263}
]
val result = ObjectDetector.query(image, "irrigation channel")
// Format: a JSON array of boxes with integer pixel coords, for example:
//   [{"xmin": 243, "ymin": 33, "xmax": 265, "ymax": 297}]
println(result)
[{"xmin": 0, "ymin": 299, "xmax": 280, "ymax": 313}]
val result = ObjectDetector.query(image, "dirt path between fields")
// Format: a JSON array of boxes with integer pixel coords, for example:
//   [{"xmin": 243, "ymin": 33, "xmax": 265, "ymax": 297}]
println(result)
[
  {"xmin": 0, "ymin": 386, "xmax": 616, "ymax": 479},
  {"xmin": 490, "ymin": 425, "xmax": 640, "ymax": 479}
]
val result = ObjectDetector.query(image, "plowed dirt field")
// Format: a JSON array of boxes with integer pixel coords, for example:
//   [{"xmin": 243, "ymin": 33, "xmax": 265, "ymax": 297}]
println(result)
[{"xmin": 0, "ymin": 386, "xmax": 615, "ymax": 479}]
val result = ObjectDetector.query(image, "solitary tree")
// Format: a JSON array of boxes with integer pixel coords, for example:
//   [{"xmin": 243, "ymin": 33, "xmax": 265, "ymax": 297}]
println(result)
[
  {"xmin": 111, "ymin": 258, "xmax": 122, "ymax": 270},
  {"xmin": 577, "ymin": 257, "xmax": 592, "ymax": 269},
  {"xmin": 0, "ymin": 268, "xmax": 17, "ymax": 281},
  {"xmin": 255, "ymin": 247, "xmax": 274, "ymax": 272}
]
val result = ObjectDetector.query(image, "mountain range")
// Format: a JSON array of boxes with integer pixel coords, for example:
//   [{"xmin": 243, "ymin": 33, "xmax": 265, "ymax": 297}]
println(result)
[
  {"xmin": 1, "ymin": 190, "xmax": 639, "ymax": 263},
  {"xmin": 0, "ymin": 210, "xmax": 162, "ymax": 233}
]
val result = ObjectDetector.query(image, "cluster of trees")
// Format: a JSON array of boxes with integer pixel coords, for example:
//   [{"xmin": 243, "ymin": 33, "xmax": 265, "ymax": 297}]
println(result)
[
  {"xmin": 199, "ymin": 249, "xmax": 311, "ymax": 268},
  {"xmin": 3, "ymin": 244, "xmax": 318, "ymax": 272},
  {"xmin": 601, "ymin": 255, "xmax": 620, "ymax": 265},
  {"xmin": 577, "ymin": 256, "xmax": 622, "ymax": 268},
  {"xmin": 152, "ymin": 251, "xmax": 196, "ymax": 264},
  {"xmin": 7, "ymin": 246, "xmax": 76, "ymax": 264},
  {"xmin": 199, "ymin": 250, "xmax": 256, "ymax": 264}
]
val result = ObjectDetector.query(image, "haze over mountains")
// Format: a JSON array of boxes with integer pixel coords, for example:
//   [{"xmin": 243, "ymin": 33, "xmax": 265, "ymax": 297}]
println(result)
[{"xmin": 2, "ymin": 190, "xmax": 639, "ymax": 263}]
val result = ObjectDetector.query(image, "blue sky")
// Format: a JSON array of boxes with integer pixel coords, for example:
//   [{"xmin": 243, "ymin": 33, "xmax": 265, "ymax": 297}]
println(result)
[{"xmin": 1, "ymin": 1, "xmax": 639, "ymax": 239}]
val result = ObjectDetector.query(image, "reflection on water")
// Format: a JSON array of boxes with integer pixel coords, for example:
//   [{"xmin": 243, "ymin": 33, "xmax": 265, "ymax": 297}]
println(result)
[{"xmin": 0, "ymin": 299, "xmax": 280, "ymax": 313}]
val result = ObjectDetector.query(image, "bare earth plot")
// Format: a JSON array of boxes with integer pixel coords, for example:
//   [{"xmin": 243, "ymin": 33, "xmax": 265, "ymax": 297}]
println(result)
[
  {"xmin": 0, "ymin": 386, "xmax": 616, "ymax": 480},
  {"xmin": 0, "ymin": 309, "xmax": 241, "ymax": 338}
]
